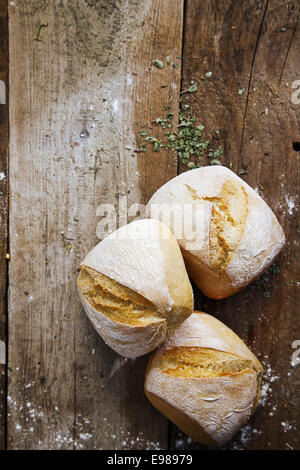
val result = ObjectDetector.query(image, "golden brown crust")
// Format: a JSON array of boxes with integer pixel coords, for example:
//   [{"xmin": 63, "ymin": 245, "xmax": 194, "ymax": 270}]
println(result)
[
  {"xmin": 184, "ymin": 179, "xmax": 248, "ymax": 273},
  {"xmin": 78, "ymin": 266, "xmax": 163, "ymax": 327},
  {"xmin": 151, "ymin": 347, "xmax": 259, "ymax": 379},
  {"xmin": 181, "ymin": 247, "xmax": 235, "ymax": 299},
  {"xmin": 207, "ymin": 180, "xmax": 248, "ymax": 273}
]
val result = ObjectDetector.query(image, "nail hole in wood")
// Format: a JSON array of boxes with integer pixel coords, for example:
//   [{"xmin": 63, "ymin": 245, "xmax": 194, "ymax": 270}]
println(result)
[{"xmin": 293, "ymin": 142, "xmax": 300, "ymax": 151}]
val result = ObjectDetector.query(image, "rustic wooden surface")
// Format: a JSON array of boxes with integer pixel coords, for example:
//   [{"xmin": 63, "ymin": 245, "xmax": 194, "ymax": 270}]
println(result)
[
  {"xmin": 1, "ymin": 0, "xmax": 299, "ymax": 450},
  {"xmin": 7, "ymin": 0, "xmax": 183, "ymax": 450},
  {"xmin": 0, "ymin": 0, "xmax": 8, "ymax": 451},
  {"xmin": 172, "ymin": 0, "xmax": 300, "ymax": 450}
]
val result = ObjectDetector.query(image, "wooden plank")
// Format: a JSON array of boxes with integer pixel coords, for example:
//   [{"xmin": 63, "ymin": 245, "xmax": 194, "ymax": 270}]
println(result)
[
  {"xmin": 0, "ymin": 0, "xmax": 8, "ymax": 450},
  {"xmin": 170, "ymin": 0, "xmax": 300, "ymax": 450},
  {"xmin": 131, "ymin": 3, "xmax": 184, "ymax": 204},
  {"xmin": 8, "ymin": 0, "xmax": 183, "ymax": 449}
]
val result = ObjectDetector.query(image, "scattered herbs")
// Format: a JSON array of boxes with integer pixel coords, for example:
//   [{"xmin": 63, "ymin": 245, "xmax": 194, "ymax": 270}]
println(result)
[
  {"xmin": 139, "ymin": 106, "xmax": 223, "ymax": 167},
  {"xmin": 154, "ymin": 60, "xmax": 164, "ymax": 69},
  {"xmin": 268, "ymin": 263, "xmax": 280, "ymax": 275},
  {"xmin": 210, "ymin": 159, "xmax": 221, "ymax": 165},
  {"xmin": 139, "ymin": 130, "xmax": 148, "ymax": 137},
  {"xmin": 238, "ymin": 168, "xmax": 248, "ymax": 175},
  {"xmin": 137, "ymin": 78, "xmax": 225, "ymax": 167},
  {"xmin": 34, "ymin": 23, "xmax": 48, "ymax": 41},
  {"xmin": 188, "ymin": 83, "xmax": 197, "ymax": 93},
  {"xmin": 181, "ymin": 84, "xmax": 198, "ymax": 94},
  {"xmin": 238, "ymin": 88, "xmax": 245, "ymax": 95}
]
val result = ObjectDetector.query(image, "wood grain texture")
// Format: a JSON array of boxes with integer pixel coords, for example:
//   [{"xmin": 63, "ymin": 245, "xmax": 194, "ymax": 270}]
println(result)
[
  {"xmin": 170, "ymin": 0, "xmax": 300, "ymax": 450},
  {"xmin": 6, "ymin": 0, "xmax": 300, "ymax": 450},
  {"xmin": 132, "ymin": 1, "xmax": 184, "ymax": 203},
  {"xmin": 0, "ymin": 0, "xmax": 8, "ymax": 450},
  {"xmin": 8, "ymin": 0, "xmax": 183, "ymax": 450}
]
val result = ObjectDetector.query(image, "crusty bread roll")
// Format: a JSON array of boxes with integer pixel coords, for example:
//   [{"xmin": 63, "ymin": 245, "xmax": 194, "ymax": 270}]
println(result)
[
  {"xmin": 78, "ymin": 219, "xmax": 194, "ymax": 357},
  {"xmin": 145, "ymin": 312, "xmax": 263, "ymax": 447},
  {"xmin": 147, "ymin": 166, "xmax": 285, "ymax": 299}
]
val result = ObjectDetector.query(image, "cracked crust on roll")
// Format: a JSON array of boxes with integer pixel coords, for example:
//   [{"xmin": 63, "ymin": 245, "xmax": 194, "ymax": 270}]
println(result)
[
  {"xmin": 78, "ymin": 219, "xmax": 193, "ymax": 357},
  {"xmin": 147, "ymin": 166, "xmax": 285, "ymax": 299},
  {"xmin": 145, "ymin": 312, "xmax": 263, "ymax": 446}
]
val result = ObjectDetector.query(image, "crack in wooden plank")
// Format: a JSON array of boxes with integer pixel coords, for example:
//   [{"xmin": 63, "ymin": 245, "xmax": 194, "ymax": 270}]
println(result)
[
  {"xmin": 239, "ymin": 0, "xmax": 270, "ymax": 162},
  {"xmin": 278, "ymin": 7, "xmax": 300, "ymax": 88},
  {"xmin": 176, "ymin": 0, "xmax": 187, "ymax": 178}
]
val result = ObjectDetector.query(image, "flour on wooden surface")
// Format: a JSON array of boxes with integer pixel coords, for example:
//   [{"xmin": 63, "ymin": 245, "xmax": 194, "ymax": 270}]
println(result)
[{"xmin": 285, "ymin": 195, "xmax": 295, "ymax": 215}]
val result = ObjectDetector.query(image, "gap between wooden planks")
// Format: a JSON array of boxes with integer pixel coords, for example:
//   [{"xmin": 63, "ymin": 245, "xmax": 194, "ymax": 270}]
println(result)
[{"xmin": 4, "ymin": 0, "xmax": 300, "ymax": 450}]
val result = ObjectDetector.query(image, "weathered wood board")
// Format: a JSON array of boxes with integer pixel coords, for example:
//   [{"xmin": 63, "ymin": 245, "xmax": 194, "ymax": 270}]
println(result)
[
  {"xmin": 1, "ymin": 0, "xmax": 300, "ymax": 450},
  {"xmin": 7, "ymin": 0, "xmax": 183, "ymax": 450},
  {"xmin": 0, "ymin": 0, "xmax": 8, "ymax": 451},
  {"xmin": 172, "ymin": 0, "xmax": 300, "ymax": 450}
]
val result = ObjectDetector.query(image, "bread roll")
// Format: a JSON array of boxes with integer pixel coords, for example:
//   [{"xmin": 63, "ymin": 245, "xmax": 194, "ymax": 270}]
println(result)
[
  {"xmin": 145, "ymin": 312, "xmax": 263, "ymax": 447},
  {"xmin": 147, "ymin": 166, "xmax": 285, "ymax": 298},
  {"xmin": 78, "ymin": 219, "xmax": 194, "ymax": 357}
]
